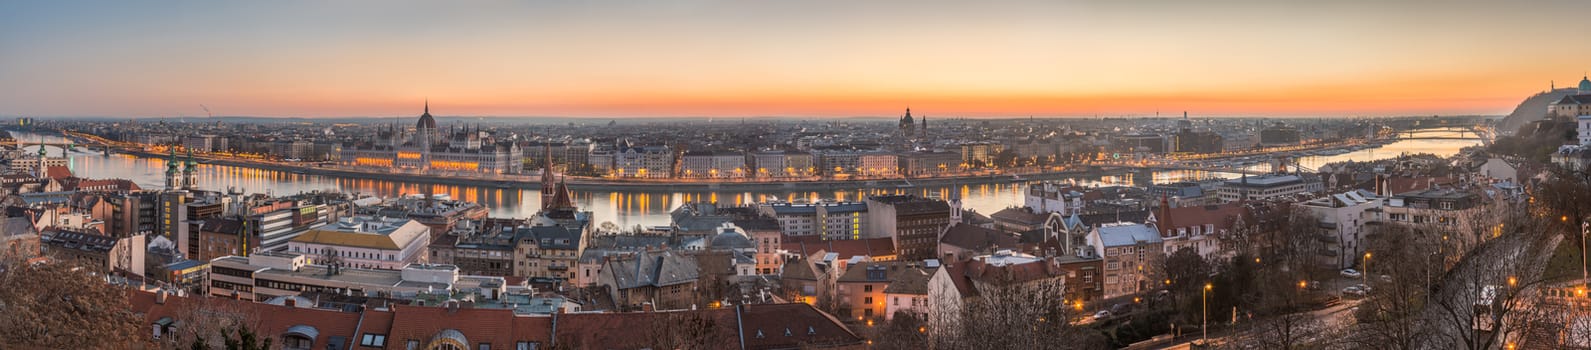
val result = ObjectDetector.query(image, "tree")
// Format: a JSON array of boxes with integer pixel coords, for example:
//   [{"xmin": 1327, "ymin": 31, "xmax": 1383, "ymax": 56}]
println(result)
[
  {"xmin": 633, "ymin": 310, "xmax": 728, "ymax": 349},
  {"xmin": 188, "ymin": 325, "xmax": 272, "ymax": 350},
  {"xmin": 1160, "ymin": 247, "xmax": 1213, "ymax": 323},
  {"xmin": 929, "ymin": 277, "xmax": 1107, "ymax": 349},
  {"xmin": 870, "ymin": 312, "xmax": 929, "ymax": 350},
  {"xmin": 168, "ymin": 295, "xmax": 265, "ymax": 350},
  {"xmin": 0, "ymin": 259, "xmax": 145, "ymax": 349},
  {"xmin": 219, "ymin": 326, "xmax": 272, "ymax": 350}
]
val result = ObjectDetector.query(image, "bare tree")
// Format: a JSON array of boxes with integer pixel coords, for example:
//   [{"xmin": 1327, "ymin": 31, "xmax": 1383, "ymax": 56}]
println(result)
[
  {"xmin": 163, "ymin": 295, "xmax": 265, "ymax": 350},
  {"xmin": 930, "ymin": 277, "xmax": 1107, "ymax": 350},
  {"xmin": 0, "ymin": 258, "xmax": 145, "ymax": 349}
]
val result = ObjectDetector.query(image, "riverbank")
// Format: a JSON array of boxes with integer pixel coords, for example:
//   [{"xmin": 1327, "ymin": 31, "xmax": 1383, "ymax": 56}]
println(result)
[
  {"xmin": 31, "ymin": 128, "xmax": 1472, "ymax": 193},
  {"xmin": 109, "ymin": 146, "xmax": 1115, "ymax": 191}
]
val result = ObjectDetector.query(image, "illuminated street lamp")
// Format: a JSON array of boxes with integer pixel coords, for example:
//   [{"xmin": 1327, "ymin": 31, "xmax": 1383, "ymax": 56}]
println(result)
[
  {"xmin": 1363, "ymin": 252, "xmax": 1372, "ymax": 287},
  {"xmin": 1203, "ymin": 283, "xmax": 1213, "ymax": 345}
]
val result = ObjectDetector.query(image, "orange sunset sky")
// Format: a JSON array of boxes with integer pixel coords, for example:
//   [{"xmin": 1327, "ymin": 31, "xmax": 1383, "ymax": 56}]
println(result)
[{"xmin": 3, "ymin": 0, "xmax": 1591, "ymax": 118}]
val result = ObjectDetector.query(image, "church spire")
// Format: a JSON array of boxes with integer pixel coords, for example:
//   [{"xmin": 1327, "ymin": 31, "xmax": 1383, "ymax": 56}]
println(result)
[{"xmin": 424, "ymin": 99, "xmax": 429, "ymax": 115}]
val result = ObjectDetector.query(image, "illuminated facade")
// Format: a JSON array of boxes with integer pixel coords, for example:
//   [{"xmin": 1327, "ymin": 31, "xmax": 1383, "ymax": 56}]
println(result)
[
  {"xmin": 339, "ymin": 102, "xmax": 522, "ymax": 174},
  {"xmin": 611, "ymin": 145, "xmax": 673, "ymax": 179},
  {"xmin": 679, "ymin": 151, "xmax": 747, "ymax": 178}
]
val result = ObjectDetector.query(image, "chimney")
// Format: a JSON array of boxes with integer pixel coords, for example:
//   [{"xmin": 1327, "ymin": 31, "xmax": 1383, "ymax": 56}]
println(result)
[
  {"xmin": 285, "ymin": 298, "xmax": 297, "ymax": 308},
  {"xmin": 155, "ymin": 290, "xmax": 168, "ymax": 305},
  {"xmin": 642, "ymin": 302, "xmax": 655, "ymax": 312}
]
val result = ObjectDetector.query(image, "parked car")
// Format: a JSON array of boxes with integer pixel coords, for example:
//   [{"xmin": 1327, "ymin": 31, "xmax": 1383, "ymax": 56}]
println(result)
[
  {"xmin": 1342, "ymin": 286, "xmax": 1366, "ymax": 297},
  {"xmin": 1110, "ymin": 303, "xmax": 1131, "ymax": 314},
  {"xmin": 1340, "ymin": 269, "xmax": 1362, "ymax": 278},
  {"xmin": 1093, "ymin": 310, "xmax": 1112, "ymax": 321},
  {"xmin": 1379, "ymin": 275, "xmax": 1393, "ymax": 283},
  {"xmin": 1308, "ymin": 280, "xmax": 1324, "ymax": 291},
  {"xmin": 1355, "ymin": 284, "xmax": 1372, "ymax": 293}
]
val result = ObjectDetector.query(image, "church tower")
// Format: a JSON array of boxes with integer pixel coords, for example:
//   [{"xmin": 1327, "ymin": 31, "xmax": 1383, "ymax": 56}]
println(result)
[
  {"xmin": 164, "ymin": 148, "xmax": 181, "ymax": 190},
  {"xmin": 540, "ymin": 143, "xmax": 557, "ymax": 209},
  {"xmin": 540, "ymin": 143, "xmax": 575, "ymax": 211},
  {"xmin": 416, "ymin": 100, "xmax": 437, "ymax": 171},
  {"xmin": 33, "ymin": 142, "xmax": 47, "ymax": 180},
  {"xmin": 182, "ymin": 149, "xmax": 198, "ymax": 190},
  {"xmin": 948, "ymin": 182, "xmax": 963, "ymax": 225},
  {"xmin": 898, "ymin": 108, "xmax": 916, "ymax": 137}
]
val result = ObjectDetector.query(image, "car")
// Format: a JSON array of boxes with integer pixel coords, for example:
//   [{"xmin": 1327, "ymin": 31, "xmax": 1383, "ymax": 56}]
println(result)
[
  {"xmin": 1379, "ymin": 275, "xmax": 1393, "ymax": 283},
  {"xmin": 1093, "ymin": 310, "xmax": 1112, "ymax": 320},
  {"xmin": 1308, "ymin": 280, "xmax": 1324, "ymax": 291},
  {"xmin": 1110, "ymin": 303, "xmax": 1131, "ymax": 314},
  {"xmin": 1342, "ymin": 286, "xmax": 1366, "ymax": 297},
  {"xmin": 1341, "ymin": 269, "xmax": 1362, "ymax": 278}
]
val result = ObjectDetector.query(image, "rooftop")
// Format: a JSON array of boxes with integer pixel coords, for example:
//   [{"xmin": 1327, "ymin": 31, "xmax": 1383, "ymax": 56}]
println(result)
[{"xmin": 1095, "ymin": 223, "xmax": 1163, "ymax": 247}]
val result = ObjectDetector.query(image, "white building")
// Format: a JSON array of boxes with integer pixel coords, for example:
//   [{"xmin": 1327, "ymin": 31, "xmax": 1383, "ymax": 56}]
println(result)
[
  {"xmin": 1086, "ymin": 223, "xmax": 1164, "ymax": 299},
  {"xmin": 208, "ymin": 252, "xmax": 505, "ymax": 302},
  {"xmin": 1217, "ymin": 173, "xmax": 1323, "ymax": 203},
  {"xmin": 1024, "ymin": 182, "xmax": 1086, "ymax": 216},
  {"xmin": 752, "ymin": 150, "xmax": 815, "ymax": 178},
  {"xmin": 286, "ymin": 216, "xmax": 432, "ymax": 270},
  {"xmin": 1579, "ymin": 115, "xmax": 1591, "ymax": 146},
  {"xmin": 1299, "ymin": 190, "xmax": 1381, "ymax": 269},
  {"xmin": 758, "ymin": 202, "xmax": 868, "ymax": 239},
  {"xmin": 679, "ymin": 151, "xmax": 747, "ymax": 178},
  {"xmin": 613, "ymin": 145, "xmax": 673, "ymax": 178}
]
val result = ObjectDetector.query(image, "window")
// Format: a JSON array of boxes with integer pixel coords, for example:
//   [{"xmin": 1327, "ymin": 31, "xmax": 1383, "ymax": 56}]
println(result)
[
  {"xmin": 480, "ymin": 343, "xmax": 491, "ymax": 350},
  {"xmin": 516, "ymin": 342, "xmax": 538, "ymax": 350},
  {"xmin": 863, "ymin": 285, "xmax": 873, "ymax": 292},
  {"xmin": 282, "ymin": 334, "xmax": 313, "ymax": 350},
  {"xmin": 406, "ymin": 340, "xmax": 419, "ymax": 350},
  {"xmin": 360, "ymin": 334, "xmax": 387, "ymax": 347},
  {"xmin": 864, "ymin": 297, "xmax": 873, "ymax": 305}
]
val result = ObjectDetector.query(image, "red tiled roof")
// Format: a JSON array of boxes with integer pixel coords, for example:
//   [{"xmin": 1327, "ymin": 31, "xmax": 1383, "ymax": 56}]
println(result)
[
  {"xmin": 553, "ymin": 309, "xmax": 739, "ymax": 349},
  {"xmin": 938, "ymin": 223, "xmax": 1020, "ymax": 252},
  {"xmin": 962, "ymin": 258, "xmax": 1065, "ymax": 287},
  {"xmin": 737, "ymin": 303, "xmax": 864, "ymax": 350},
  {"xmin": 942, "ymin": 261, "xmax": 978, "ymax": 298},
  {"xmin": 128, "ymin": 291, "xmax": 362, "ymax": 350},
  {"xmin": 1157, "ymin": 202, "xmax": 1246, "ymax": 237},
  {"xmin": 128, "ymin": 290, "xmax": 862, "ymax": 350},
  {"xmin": 388, "ymin": 304, "xmax": 551, "ymax": 349},
  {"xmin": 781, "ymin": 235, "xmax": 897, "ymax": 259},
  {"xmin": 44, "ymin": 165, "xmax": 72, "ymax": 180}
]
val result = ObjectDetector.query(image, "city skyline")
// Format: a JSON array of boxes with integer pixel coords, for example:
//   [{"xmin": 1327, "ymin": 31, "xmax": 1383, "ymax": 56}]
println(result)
[{"xmin": 5, "ymin": 0, "xmax": 1591, "ymax": 118}]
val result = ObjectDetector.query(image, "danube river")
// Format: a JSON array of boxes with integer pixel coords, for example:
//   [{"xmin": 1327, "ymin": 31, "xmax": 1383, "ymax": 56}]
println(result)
[{"xmin": 11, "ymin": 130, "xmax": 1480, "ymax": 228}]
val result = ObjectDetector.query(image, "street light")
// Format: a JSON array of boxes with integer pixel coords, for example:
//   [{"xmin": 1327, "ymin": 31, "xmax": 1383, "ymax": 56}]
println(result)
[
  {"xmin": 1363, "ymin": 252, "xmax": 1372, "ymax": 287},
  {"xmin": 1203, "ymin": 282, "xmax": 1212, "ymax": 346}
]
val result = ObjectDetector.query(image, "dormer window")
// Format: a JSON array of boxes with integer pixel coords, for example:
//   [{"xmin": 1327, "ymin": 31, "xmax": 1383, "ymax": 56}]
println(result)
[
  {"xmin": 784, "ymin": 328, "xmax": 793, "ymax": 337},
  {"xmin": 755, "ymin": 330, "xmax": 765, "ymax": 338},
  {"xmin": 808, "ymin": 326, "xmax": 817, "ymax": 335}
]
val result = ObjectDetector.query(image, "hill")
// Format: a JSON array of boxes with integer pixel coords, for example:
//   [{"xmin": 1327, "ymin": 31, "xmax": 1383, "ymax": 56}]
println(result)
[{"xmin": 1498, "ymin": 88, "xmax": 1577, "ymax": 135}]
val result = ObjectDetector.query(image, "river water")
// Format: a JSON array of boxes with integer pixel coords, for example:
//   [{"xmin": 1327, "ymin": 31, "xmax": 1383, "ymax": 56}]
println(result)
[{"xmin": 11, "ymin": 129, "xmax": 1480, "ymax": 228}]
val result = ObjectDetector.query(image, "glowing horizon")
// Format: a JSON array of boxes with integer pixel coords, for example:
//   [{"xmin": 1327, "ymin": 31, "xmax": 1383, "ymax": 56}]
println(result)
[{"xmin": 3, "ymin": 0, "xmax": 1589, "ymax": 118}]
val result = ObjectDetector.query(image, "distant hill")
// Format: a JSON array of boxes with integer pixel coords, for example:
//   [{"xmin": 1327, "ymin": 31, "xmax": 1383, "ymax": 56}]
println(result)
[{"xmin": 1498, "ymin": 88, "xmax": 1577, "ymax": 135}]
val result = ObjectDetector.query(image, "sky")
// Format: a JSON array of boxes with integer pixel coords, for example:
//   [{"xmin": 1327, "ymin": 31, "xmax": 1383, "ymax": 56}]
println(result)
[{"xmin": 3, "ymin": 0, "xmax": 1591, "ymax": 119}]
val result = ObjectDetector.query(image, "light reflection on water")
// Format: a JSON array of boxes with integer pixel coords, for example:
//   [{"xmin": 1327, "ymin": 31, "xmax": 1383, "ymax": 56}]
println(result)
[{"xmin": 12, "ymin": 130, "xmax": 1478, "ymax": 227}]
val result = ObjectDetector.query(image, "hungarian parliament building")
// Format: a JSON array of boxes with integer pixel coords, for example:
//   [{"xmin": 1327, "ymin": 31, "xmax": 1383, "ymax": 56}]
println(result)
[{"xmin": 338, "ymin": 103, "xmax": 523, "ymax": 174}]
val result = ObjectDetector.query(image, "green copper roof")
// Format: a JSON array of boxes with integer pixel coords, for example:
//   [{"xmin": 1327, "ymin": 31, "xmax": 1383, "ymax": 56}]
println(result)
[{"xmin": 166, "ymin": 148, "xmax": 179, "ymax": 174}]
